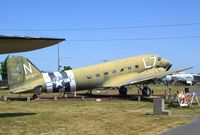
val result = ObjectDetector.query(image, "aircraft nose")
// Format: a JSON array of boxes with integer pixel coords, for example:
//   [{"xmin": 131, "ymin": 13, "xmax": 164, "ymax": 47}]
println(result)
[{"xmin": 162, "ymin": 59, "xmax": 172, "ymax": 71}]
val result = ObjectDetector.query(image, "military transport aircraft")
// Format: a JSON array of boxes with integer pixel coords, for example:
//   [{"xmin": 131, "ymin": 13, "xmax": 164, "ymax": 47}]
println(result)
[{"xmin": 7, "ymin": 54, "xmax": 192, "ymax": 98}]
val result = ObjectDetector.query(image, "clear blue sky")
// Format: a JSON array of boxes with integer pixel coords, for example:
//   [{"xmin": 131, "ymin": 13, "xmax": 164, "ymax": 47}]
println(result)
[{"xmin": 0, "ymin": 0, "xmax": 200, "ymax": 72}]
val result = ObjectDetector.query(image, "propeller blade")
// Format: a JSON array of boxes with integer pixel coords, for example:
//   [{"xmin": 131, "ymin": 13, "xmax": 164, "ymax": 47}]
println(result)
[{"xmin": 166, "ymin": 64, "xmax": 172, "ymax": 71}]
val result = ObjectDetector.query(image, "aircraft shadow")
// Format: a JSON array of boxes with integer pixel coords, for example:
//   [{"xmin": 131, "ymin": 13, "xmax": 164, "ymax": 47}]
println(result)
[{"xmin": 0, "ymin": 112, "xmax": 36, "ymax": 118}]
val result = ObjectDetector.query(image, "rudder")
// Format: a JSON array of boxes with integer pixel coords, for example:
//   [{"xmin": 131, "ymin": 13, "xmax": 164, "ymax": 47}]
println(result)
[{"xmin": 7, "ymin": 56, "xmax": 44, "ymax": 93}]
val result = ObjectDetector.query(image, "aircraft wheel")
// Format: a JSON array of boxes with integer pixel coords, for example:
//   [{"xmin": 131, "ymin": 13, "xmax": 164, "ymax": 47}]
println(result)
[
  {"xmin": 142, "ymin": 87, "xmax": 152, "ymax": 97},
  {"xmin": 34, "ymin": 86, "xmax": 42, "ymax": 94},
  {"xmin": 119, "ymin": 87, "xmax": 127, "ymax": 96},
  {"xmin": 32, "ymin": 93, "xmax": 38, "ymax": 99}
]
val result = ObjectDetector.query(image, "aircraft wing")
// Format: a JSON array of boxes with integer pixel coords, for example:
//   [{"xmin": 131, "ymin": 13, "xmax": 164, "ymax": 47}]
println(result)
[
  {"xmin": 121, "ymin": 67, "xmax": 193, "ymax": 86},
  {"xmin": 102, "ymin": 67, "xmax": 192, "ymax": 88},
  {"xmin": 0, "ymin": 35, "xmax": 65, "ymax": 54}
]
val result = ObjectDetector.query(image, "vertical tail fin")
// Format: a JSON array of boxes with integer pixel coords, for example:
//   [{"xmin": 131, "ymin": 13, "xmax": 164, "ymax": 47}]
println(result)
[{"xmin": 7, "ymin": 56, "xmax": 44, "ymax": 93}]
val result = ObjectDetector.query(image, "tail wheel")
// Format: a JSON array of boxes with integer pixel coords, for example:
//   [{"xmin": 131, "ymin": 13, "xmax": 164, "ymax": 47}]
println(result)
[
  {"xmin": 119, "ymin": 86, "xmax": 127, "ymax": 96},
  {"xmin": 141, "ymin": 86, "xmax": 152, "ymax": 97},
  {"xmin": 33, "ymin": 86, "xmax": 42, "ymax": 99},
  {"xmin": 33, "ymin": 93, "xmax": 38, "ymax": 99}
]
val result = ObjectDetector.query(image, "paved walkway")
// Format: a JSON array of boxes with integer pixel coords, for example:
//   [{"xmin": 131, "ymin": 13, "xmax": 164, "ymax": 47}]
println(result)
[{"xmin": 160, "ymin": 117, "xmax": 200, "ymax": 135}]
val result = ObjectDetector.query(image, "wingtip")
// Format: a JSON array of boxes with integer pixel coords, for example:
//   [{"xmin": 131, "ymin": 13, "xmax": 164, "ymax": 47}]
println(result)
[{"xmin": 187, "ymin": 67, "xmax": 193, "ymax": 70}]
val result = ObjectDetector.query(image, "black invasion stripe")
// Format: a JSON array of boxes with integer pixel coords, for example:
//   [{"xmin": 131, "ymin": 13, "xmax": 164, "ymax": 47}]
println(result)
[
  {"xmin": 48, "ymin": 72, "xmax": 56, "ymax": 81},
  {"xmin": 48, "ymin": 72, "xmax": 59, "ymax": 92},
  {"xmin": 53, "ymin": 88, "xmax": 60, "ymax": 93},
  {"xmin": 60, "ymin": 71, "xmax": 71, "ymax": 92},
  {"xmin": 60, "ymin": 71, "xmax": 68, "ymax": 79},
  {"xmin": 65, "ymin": 82, "xmax": 70, "ymax": 92}
]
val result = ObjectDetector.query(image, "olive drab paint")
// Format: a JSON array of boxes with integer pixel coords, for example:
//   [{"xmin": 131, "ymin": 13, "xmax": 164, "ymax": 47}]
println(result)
[{"xmin": 7, "ymin": 54, "xmax": 190, "ymax": 95}]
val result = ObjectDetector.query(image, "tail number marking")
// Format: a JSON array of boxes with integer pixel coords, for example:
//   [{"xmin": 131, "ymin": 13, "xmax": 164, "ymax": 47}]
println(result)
[{"xmin": 23, "ymin": 63, "xmax": 33, "ymax": 74}]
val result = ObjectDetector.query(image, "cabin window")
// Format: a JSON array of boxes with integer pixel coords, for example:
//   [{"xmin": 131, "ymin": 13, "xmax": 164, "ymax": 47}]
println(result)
[
  {"xmin": 157, "ymin": 57, "xmax": 161, "ymax": 61},
  {"xmin": 135, "ymin": 65, "xmax": 139, "ymax": 68},
  {"xmin": 104, "ymin": 72, "xmax": 108, "ymax": 76},
  {"xmin": 96, "ymin": 74, "xmax": 100, "ymax": 77},
  {"xmin": 87, "ymin": 75, "xmax": 92, "ymax": 79},
  {"xmin": 120, "ymin": 68, "xmax": 124, "ymax": 72},
  {"xmin": 128, "ymin": 66, "xmax": 132, "ymax": 70},
  {"xmin": 112, "ymin": 69, "xmax": 116, "ymax": 74}
]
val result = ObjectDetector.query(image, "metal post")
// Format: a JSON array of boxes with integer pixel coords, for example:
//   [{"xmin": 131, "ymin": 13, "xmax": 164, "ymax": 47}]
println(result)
[{"xmin": 58, "ymin": 44, "xmax": 60, "ymax": 71}]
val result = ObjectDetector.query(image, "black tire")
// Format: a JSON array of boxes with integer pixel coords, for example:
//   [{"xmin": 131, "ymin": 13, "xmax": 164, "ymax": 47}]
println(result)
[
  {"xmin": 142, "ymin": 87, "xmax": 152, "ymax": 97},
  {"xmin": 119, "ymin": 87, "xmax": 127, "ymax": 95},
  {"xmin": 32, "ymin": 93, "xmax": 38, "ymax": 99}
]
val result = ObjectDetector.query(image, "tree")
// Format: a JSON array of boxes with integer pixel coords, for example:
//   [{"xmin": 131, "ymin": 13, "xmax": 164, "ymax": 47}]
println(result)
[
  {"xmin": 62, "ymin": 66, "xmax": 72, "ymax": 71},
  {"xmin": 0, "ymin": 56, "xmax": 9, "ymax": 81}
]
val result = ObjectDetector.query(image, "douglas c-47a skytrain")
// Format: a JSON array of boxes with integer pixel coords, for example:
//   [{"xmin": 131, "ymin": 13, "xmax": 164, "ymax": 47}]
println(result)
[{"xmin": 7, "ymin": 54, "xmax": 192, "ymax": 98}]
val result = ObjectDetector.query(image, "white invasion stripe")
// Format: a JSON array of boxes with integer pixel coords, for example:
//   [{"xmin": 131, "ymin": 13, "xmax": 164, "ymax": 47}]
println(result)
[
  {"xmin": 65, "ymin": 70, "xmax": 76, "ymax": 91},
  {"xmin": 42, "ymin": 73, "xmax": 53, "ymax": 93},
  {"xmin": 53, "ymin": 72, "xmax": 65, "ymax": 92},
  {"xmin": 54, "ymin": 72, "xmax": 62, "ymax": 78}
]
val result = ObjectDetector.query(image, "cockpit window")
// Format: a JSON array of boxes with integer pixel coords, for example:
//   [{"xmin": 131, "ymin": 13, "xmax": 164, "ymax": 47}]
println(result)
[{"xmin": 157, "ymin": 57, "xmax": 161, "ymax": 61}]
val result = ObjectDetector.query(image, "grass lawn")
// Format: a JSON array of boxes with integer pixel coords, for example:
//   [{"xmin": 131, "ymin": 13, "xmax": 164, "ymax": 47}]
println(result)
[{"xmin": 0, "ymin": 85, "xmax": 199, "ymax": 135}]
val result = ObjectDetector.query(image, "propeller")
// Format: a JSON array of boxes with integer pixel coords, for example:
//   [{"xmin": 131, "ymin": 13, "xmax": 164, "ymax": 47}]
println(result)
[{"xmin": 165, "ymin": 64, "xmax": 172, "ymax": 71}]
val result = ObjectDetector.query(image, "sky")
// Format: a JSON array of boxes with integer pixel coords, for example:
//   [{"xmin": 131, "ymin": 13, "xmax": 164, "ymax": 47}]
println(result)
[{"xmin": 0, "ymin": 0, "xmax": 200, "ymax": 72}]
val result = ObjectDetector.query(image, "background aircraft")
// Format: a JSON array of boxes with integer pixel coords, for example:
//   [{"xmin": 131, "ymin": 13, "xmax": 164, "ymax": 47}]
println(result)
[
  {"xmin": 162, "ymin": 73, "xmax": 200, "ymax": 85},
  {"xmin": 7, "ymin": 54, "xmax": 191, "ymax": 98}
]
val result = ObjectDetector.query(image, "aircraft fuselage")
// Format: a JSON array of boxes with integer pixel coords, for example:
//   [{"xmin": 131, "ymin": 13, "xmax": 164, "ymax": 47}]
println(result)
[{"xmin": 40, "ymin": 54, "xmax": 169, "ymax": 93}]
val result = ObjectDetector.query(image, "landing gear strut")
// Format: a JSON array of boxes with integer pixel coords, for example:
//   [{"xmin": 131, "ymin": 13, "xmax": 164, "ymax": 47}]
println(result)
[{"xmin": 119, "ymin": 86, "xmax": 127, "ymax": 96}]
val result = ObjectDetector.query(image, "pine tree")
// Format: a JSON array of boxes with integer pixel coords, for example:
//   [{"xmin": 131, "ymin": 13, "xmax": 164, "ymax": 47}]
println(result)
[
  {"xmin": 62, "ymin": 66, "xmax": 72, "ymax": 71},
  {"xmin": 0, "ymin": 56, "xmax": 9, "ymax": 81}
]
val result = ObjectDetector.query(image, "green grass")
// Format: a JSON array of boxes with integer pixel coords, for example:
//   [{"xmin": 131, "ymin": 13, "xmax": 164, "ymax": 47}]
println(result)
[
  {"xmin": 0, "ymin": 100, "xmax": 193, "ymax": 135},
  {"xmin": 0, "ymin": 100, "xmax": 195, "ymax": 134},
  {"xmin": 0, "ymin": 85, "xmax": 199, "ymax": 135}
]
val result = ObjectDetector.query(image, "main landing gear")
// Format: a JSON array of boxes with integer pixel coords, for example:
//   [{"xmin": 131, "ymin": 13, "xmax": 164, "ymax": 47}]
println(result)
[
  {"xmin": 118, "ymin": 85, "xmax": 153, "ymax": 97},
  {"xmin": 119, "ymin": 86, "xmax": 127, "ymax": 96},
  {"xmin": 137, "ymin": 85, "xmax": 152, "ymax": 97}
]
